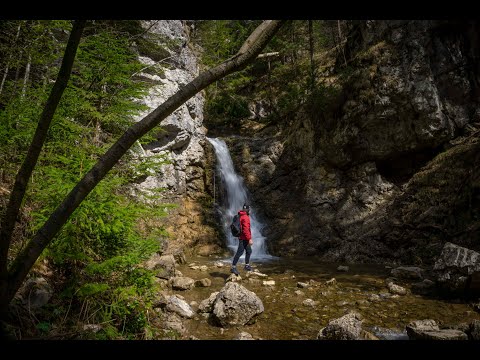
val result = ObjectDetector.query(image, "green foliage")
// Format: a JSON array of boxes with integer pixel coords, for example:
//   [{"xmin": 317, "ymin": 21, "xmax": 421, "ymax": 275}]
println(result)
[
  {"xmin": 0, "ymin": 20, "xmax": 174, "ymax": 339},
  {"xmin": 77, "ymin": 282, "xmax": 110, "ymax": 297},
  {"xmin": 192, "ymin": 20, "xmax": 338, "ymax": 127},
  {"xmin": 36, "ymin": 321, "xmax": 51, "ymax": 334},
  {"xmin": 205, "ymin": 92, "xmax": 250, "ymax": 124}
]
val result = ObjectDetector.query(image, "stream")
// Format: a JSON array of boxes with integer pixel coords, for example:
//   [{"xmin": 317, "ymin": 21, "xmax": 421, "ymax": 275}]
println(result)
[
  {"xmin": 167, "ymin": 255, "xmax": 480, "ymax": 340},
  {"xmin": 176, "ymin": 137, "xmax": 480, "ymax": 340}
]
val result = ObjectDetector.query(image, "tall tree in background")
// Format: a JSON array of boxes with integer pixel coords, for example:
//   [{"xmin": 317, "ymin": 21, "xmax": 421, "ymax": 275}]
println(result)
[
  {"xmin": 0, "ymin": 19, "xmax": 284, "ymax": 319},
  {"xmin": 0, "ymin": 20, "xmax": 86, "ymax": 320}
]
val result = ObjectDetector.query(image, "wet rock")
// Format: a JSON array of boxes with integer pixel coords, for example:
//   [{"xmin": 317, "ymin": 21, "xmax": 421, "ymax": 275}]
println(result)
[
  {"xmin": 360, "ymin": 330, "xmax": 380, "ymax": 340},
  {"xmin": 198, "ymin": 292, "xmax": 219, "ymax": 313},
  {"xmin": 337, "ymin": 265, "xmax": 349, "ymax": 272},
  {"xmin": 246, "ymin": 271, "xmax": 268, "ymax": 278},
  {"xmin": 170, "ymin": 276, "xmax": 195, "ymax": 290},
  {"xmin": 297, "ymin": 282, "xmax": 310, "ymax": 288},
  {"xmin": 469, "ymin": 319, "xmax": 480, "ymax": 340},
  {"xmin": 411, "ymin": 279, "xmax": 436, "ymax": 295},
  {"xmin": 302, "ymin": 299, "xmax": 318, "ymax": 307},
  {"xmin": 163, "ymin": 312, "xmax": 186, "ymax": 335},
  {"xmin": 472, "ymin": 301, "xmax": 480, "ymax": 313},
  {"xmin": 410, "ymin": 328, "xmax": 468, "ymax": 340},
  {"xmin": 294, "ymin": 290, "xmax": 305, "ymax": 296},
  {"xmin": 336, "ymin": 300, "xmax": 351, "ymax": 307},
  {"xmin": 166, "ymin": 295, "xmax": 195, "ymax": 318},
  {"xmin": 385, "ymin": 277, "xmax": 396, "ymax": 286},
  {"xmin": 406, "ymin": 319, "xmax": 439, "ymax": 338},
  {"xmin": 355, "ymin": 299, "xmax": 370, "ymax": 306},
  {"xmin": 325, "ymin": 278, "xmax": 337, "ymax": 286},
  {"xmin": 226, "ymin": 274, "xmax": 242, "ymax": 282},
  {"xmin": 367, "ymin": 294, "xmax": 381, "ymax": 302},
  {"xmin": 317, "ymin": 311, "xmax": 364, "ymax": 340},
  {"xmin": 391, "ymin": 266, "xmax": 424, "ymax": 280},
  {"xmin": 153, "ymin": 292, "xmax": 169, "ymax": 309},
  {"xmin": 214, "ymin": 261, "xmax": 224, "ymax": 268},
  {"xmin": 387, "ymin": 282, "xmax": 407, "ymax": 295},
  {"xmin": 234, "ymin": 331, "xmax": 254, "ymax": 340},
  {"xmin": 262, "ymin": 280, "xmax": 275, "ymax": 287},
  {"xmin": 212, "ymin": 282, "xmax": 264, "ymax": 327},
  {"xmin": 172, "ymin": 250, "xmax": 187, "ymax": 265},
  {"xmin": 433, "ymin": 242, "xmax": 480, "ymax": 297},
  {"xmin": 194, "ymin": 278, "xmax": 212, "ymax": 287}
]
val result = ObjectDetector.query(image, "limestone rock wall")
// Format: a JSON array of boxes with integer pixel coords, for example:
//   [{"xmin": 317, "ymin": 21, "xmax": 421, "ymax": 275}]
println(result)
[
  {"xmin": 128, "ymin": 20, "xmax": 222, "ymax": 256},
  {"xmin": 229, "ymin": 20, "xmax": 480, "ymax": 264}
]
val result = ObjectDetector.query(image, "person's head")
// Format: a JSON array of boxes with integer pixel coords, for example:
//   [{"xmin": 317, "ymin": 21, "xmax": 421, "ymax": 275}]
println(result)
[{"xmin": 243, "ymin": 203, "xmax": 250, "ymax": 215}]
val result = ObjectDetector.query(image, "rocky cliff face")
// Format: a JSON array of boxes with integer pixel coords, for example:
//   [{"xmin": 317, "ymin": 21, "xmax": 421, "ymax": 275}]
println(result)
[
  {"xmin": 129, "ymin": 21, "xmax": 222, "ymax": 256},
  {"xmin": 230, "ymin": 20, "xmax": 480, "ymax": 265}
]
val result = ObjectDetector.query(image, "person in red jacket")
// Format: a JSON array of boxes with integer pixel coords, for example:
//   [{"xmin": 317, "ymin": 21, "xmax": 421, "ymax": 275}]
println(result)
[{"xmin": 231, "ymin": 204, "xmax": 253, "ymax": 275}]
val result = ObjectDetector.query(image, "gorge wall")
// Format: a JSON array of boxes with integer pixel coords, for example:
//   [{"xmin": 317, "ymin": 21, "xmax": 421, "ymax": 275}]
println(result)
[
  {"xmin": 129, "ymin": 20, "xmax": 223, "ymax": 257},
  {"xmin": 228, "ymin": 20, "xmax": 480, "ymax": 265}
]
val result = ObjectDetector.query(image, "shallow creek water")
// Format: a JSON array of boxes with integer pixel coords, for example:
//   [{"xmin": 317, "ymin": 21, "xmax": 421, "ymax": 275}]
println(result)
[{"xmin": 168, "ymin": 255, "xmax": 480, "ymax": 340}]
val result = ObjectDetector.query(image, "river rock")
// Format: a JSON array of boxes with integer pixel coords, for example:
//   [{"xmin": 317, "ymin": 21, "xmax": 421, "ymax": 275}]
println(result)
[
  {"xmin": 317, "ymin": 311, "xmax": 364, "ymax": 340},
  {"xmin": 433, "ymin": 242, "xmax": 480, "ymax": 296},
  {"xmin": 391, "ymin": 266, "xmax": 424, "ymax": 280},
  {"xmin": 170, "ymin": 276, "xmax": 195, "ymax": 290},
  {"xmin": 234, "ymin": 331, "xmax": 254, "ymax": 340},
  {"xmin": 212, "ymin": 282, "xmax": 264, "ymax": 327},
  {"xmin": 337, "ymin": 265, "xmax": 349, "ymax": 272},
  {"xmin": 387, "ymin": 282, "xmax": 407, "ymax": 295},
  {"xmin": 194, "ymin": 278, "xmax": 211, "ymax": 287},
  {"xmin": 411, "ymin": 279, "xmax": 436, "ymax": 295},
  {"xmin": 165, "ymin": 295, "xmax": 195, "ymax": 318},
  {"xmin": 198, "ymin": 292, "xmax": 219, "ymax": 313}
]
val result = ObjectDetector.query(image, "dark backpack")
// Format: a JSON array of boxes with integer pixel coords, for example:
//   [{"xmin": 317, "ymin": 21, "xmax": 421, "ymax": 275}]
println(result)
[{"xmin": 230, "ymin": 214, "xmax": 241, "ymax": 237}]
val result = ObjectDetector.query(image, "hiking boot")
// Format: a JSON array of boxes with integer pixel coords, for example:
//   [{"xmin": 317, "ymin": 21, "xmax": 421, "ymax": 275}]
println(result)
[
  {"xmin": 244, "ymin": 264, "xmax": 252, "ymax": 271},
  {"xmin": 231, "ymin": 266, "xmax": 239, "ymax": 276}
]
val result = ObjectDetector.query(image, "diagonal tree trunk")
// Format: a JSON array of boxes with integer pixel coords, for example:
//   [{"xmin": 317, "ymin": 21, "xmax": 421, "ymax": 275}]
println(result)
[
  {"xmin": 0, "ymin": 20, "xmax": 86, "ymax": 319},
  {"xmin": 0, "ymin": 19, "xmax": 285, "ymax": 317}
]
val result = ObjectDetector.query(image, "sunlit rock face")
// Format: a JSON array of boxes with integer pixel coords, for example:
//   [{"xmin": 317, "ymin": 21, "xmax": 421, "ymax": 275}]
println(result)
[
  {"xmin": 128, "ymin": 21, "xmax": 221, "ymax": 256},
  {"xmin": 228, "ymin": 20, "xmax": 480, "ymax": 264}
]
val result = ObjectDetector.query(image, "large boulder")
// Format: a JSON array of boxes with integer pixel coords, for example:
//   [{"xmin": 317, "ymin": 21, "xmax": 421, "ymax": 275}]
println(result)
[
  {"xmin": 317, "ymin": 311, "xmax": 378, "ymax": 340},
  {"xmin": 165, "ymin": 295, "xmax": 195, "ymax": 318},
  {"xmin": 14, "ymin": 277, "xmax": 53, "ymax": 309},
  {"xmin": 406, "ymin": 319, "xmax": 468, "ymax": 340},
  {"xmin": 433, "ymin": 242, "xmax": 480, "ymax": 297},
  {"xmin": 212, "ymin": 282, "xmax": 264, "ymax": 327}
]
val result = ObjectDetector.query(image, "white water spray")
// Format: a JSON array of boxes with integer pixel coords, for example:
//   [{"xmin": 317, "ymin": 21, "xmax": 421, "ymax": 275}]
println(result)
[{"xmin": 207, "ymin": 137, "xmax": 273, "ymax": 262}]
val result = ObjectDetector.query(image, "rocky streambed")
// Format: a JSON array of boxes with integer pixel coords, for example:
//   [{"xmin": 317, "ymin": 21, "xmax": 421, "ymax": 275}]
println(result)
[{"xmin": 151, "ymin": 254, "xmax": 480, "ymax": 340}]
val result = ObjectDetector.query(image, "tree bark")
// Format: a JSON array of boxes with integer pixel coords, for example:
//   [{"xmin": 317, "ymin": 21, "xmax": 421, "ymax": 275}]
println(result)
[
  {"xmin": 338, "ymin": 20, "xmax": 347, "ymax": 67},
  {"xmin": 308, "ymin": 20, "xmax": 315, "ymax": 91},
  {"xmin": 21, "ymin": 53, "xmax": 31, "ymax": 97},
  {"xmin": 0, "ymin": 19, "xmax": 284, "ymax": 315},
  {"xmin": 0, "ymin": 22, "xmax": 23, "ymax": 97},
  {"xmin": 0, "ymin": 20, "xmax": 86, "ymax": 318}
]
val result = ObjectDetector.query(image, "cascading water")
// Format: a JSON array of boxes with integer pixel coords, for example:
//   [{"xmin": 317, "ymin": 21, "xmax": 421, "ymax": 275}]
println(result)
[{"xmin": 207, "ymin": 137, "xmax": 274, "ymax": 262}]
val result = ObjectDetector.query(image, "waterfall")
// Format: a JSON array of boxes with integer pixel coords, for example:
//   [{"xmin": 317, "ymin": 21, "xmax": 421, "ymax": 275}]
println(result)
[{"xmin": 207, "ymin": 137, "xmax": 274, "ymax": 262}]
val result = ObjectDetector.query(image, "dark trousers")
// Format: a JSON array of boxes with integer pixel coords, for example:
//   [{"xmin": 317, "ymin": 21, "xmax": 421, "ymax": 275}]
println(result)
[{"xmin": 232, "ymin": 240, "xmax": 252, "ymax": 266}]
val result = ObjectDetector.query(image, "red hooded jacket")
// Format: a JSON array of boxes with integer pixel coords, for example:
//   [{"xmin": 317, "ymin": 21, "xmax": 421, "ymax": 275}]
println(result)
[{"xmin": 238, "ymin": 210, "xmax": 251, "ymax": 241}]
